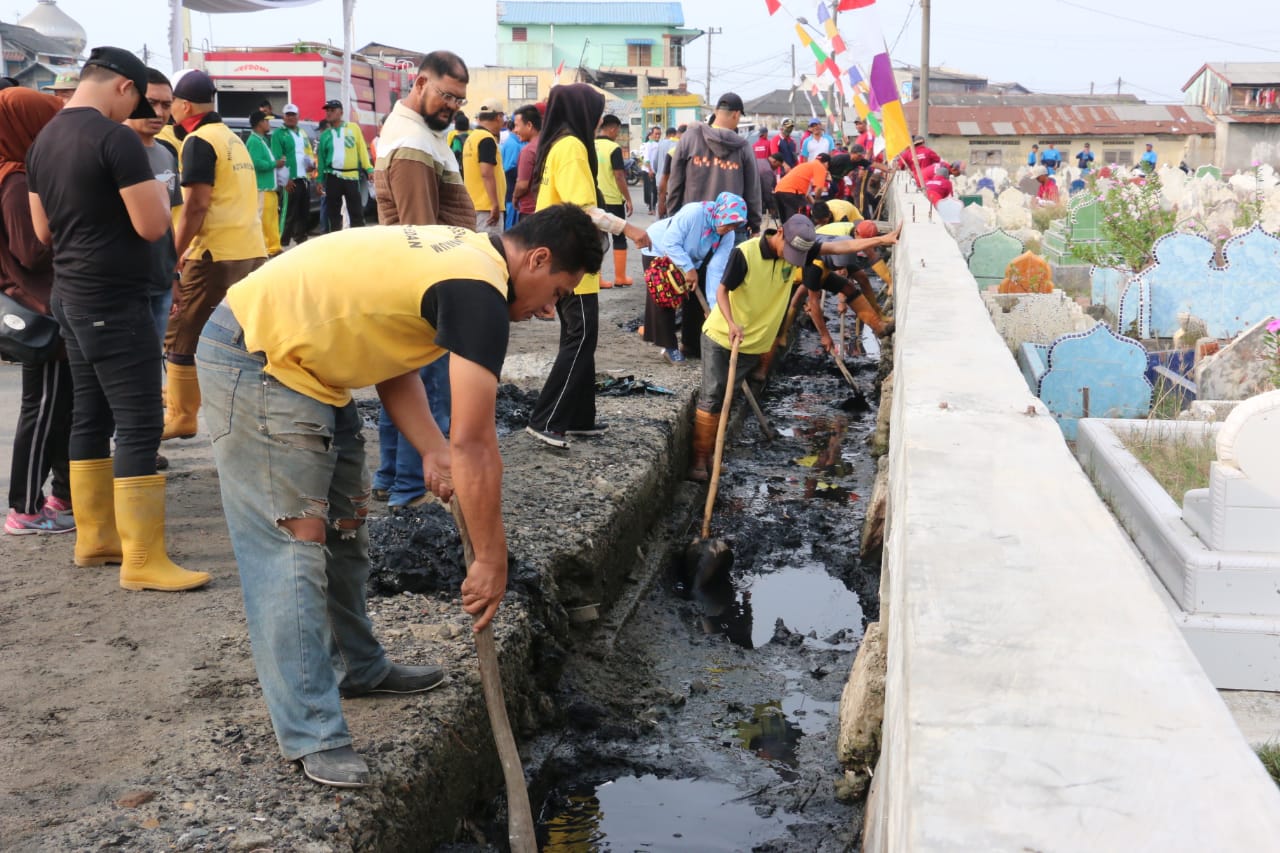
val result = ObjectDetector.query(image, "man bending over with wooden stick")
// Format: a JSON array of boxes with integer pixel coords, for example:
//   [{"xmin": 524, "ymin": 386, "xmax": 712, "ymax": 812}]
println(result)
[{"xmin": 195, "ymin": 205, "xmax": 602, "ymax": 788}]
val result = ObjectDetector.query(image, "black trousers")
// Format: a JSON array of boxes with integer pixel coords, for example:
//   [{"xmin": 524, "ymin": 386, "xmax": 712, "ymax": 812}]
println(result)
[
  {"xmin": 529, "ymin": 292, "xmax": 598, "ymax": 434},
  {"xmin": 325, "ymin": 174, "xmax": 365, "ymax": 231},
  {"xmin": 8, "ymin": 357, "xmax": 72, "ymax": 513},
  {"xmin": 775, "ymin": 191, "xmax": 807, "ymax": 222},
  {"xmin": 52, "ymin": 294, "xmax": 161, "ymax": 478},
  {"xmin": 680, "ymin": 255, "xmax": 713, "ymax": 358},
  {"xmin": 642, "ymin": 173, "xmax": 658, "ymax": 210},
  {"xmin": 282, "ymin": 178, "xmax": 310, "ymax": 245}
]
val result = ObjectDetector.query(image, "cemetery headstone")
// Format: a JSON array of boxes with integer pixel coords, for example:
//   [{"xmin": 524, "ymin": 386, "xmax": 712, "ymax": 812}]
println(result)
[
  {"xmin": 1194, "ymin": 316, "xmax": 1280, "ymax": 401},
  {"xmin": 966, "ymin": 229, "xmax": 1025, "ymax": 289}
]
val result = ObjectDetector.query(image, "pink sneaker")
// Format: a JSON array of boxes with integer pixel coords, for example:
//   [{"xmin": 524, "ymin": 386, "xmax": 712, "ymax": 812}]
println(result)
[
  {"xmin": 4, "ymin": 506, "xmax": 76, "ymax": 535},
  {"xmin": 44, "ymin": 495, "xmax": 71, "ymax": 513}
]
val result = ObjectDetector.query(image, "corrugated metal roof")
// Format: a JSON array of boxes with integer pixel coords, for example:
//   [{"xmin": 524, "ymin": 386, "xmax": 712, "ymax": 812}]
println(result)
[
  {"xmin": 1205, "ymin": 62, "xmax": 1280, "ymax": 86},
  {"xmin": 904, "ymin": 102, "xmax": 1215, "ymax": 137},
  {"xmin": 497, "ymin": 1, "xmax": 685, "ymax": 26},
  {"xmin": 0, "ymin": 21, "xmax": 80, "ymax": 59}
]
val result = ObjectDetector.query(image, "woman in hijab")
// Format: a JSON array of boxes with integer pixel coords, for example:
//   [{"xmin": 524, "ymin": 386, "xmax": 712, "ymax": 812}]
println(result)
[
  {"xmin": 0, "ymin": 88, "xmax": 74, "ymax": 535},
  {"xmin": 525, "ymin": 83, "xmax": 649, "ymax": 449},
  {"xmin": 641, "ymin": 192, "xmax": 747, "ymax": 364}
]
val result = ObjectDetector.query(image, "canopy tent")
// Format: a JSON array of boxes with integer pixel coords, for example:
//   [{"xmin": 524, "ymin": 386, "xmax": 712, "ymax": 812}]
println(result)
[{"xmin": 167, "ymin": 0, "xmax": 356, "ymax": 118}]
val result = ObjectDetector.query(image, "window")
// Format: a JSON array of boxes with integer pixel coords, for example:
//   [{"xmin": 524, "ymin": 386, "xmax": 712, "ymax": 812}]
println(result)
[
  {"xmin": 512, "ymin": 27, "xmax": 527, "ymax": 43},
  {"xmin": 970, "ymin": 149, "xmax": 1003, "ymax": 167},
  {"xmin": 627, "ymin": 44, "xmax": 652, "ymax": 67},
  {"xmin": 669, "ymin": 37, "xmax": 683, "ymax": 68},
  {"xmin": 508, "ymin": 75, "xmax": 538, "ymax": 101},
  {"xmin": 1104, "ymin": 150, "xmax": 1133, "ymax": 167}
]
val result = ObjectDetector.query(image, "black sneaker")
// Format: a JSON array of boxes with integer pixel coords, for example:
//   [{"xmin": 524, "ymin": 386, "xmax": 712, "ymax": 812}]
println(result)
[
  {"xmin": 299, "ymin": 745, "xmax": 369, "ymax": 788},
  {"xmin": 565, "ymin": 422, "xmax": 609, "ymax": 437},
  {"xmin": 526, "ymin": 425, "xmax": 570, "ymax": 448},
  {"xmin": 341, "ymin": 663, "xmax": 446, "ymax": 697}
]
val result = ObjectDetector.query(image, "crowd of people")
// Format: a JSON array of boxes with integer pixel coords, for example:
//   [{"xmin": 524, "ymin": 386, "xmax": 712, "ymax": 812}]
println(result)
[{"xmin": 0, "ymin": 47, "xmax": 904, "ymax": 789}]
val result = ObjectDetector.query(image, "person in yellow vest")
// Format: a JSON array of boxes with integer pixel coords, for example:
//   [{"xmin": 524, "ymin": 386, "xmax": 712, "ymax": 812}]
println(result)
[
  {"xmin": 194, "ymin": 204, "xmax": 603, "ymax": 788},
  {"xmin": 462, "ymin": 99, "xmax": 506, "ymax": 235},
  {"xmin": 688, "ymin": 215, "xmax": 898, "ymax": 480},
  {"xmin": 164, "ymin": 69, "xmax": 267, "ymax": 441},
  {"xmin": 317, "ymin": 99, "xmax": 373, "ymax": 231},
  {"xmin": 594, "ymin": 113, "xmax": 635, "ymax": 287},
  {"xmin": 524, "ymin": 84, "xmax": 650, "ymax": 449}
]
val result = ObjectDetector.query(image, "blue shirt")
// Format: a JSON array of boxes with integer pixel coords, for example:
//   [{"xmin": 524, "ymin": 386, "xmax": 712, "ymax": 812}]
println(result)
[
  {"xmin": 500, "ymin": 134, "xmax": 525, "ymax": 172},
  {"xmin": 1141, "ymin": 150, "xmax": 1157, "ymax": 167},
  {"xmin": 643, "ymin": 201, "xmax": 739, "ymax": 309},
  {"xmin": 1075, "ymin": 150, "xmax": 1095, "ymax": 169}
]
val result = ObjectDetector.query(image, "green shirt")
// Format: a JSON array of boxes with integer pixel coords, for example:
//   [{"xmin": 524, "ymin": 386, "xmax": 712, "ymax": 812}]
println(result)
[
  {"xmin": 246, "ymin": 132, "xmax": 277, "ymax": 192},
  {"xmin": 271, "ymin": 125, "xmax": 313, "ymax": 180}
]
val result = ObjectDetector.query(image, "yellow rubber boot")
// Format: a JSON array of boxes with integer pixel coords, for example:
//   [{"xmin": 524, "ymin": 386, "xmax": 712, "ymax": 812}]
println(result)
[
  {"xmin": 613, "ymin": 249, "xmax": 634, "ymax": 286},
  {"xmin": 161, "ymin": 363, "xmax": 200, "ymax": 440},
  {"xmin": 871, "ymin": 259, "xmax": 893, "ymax": 287},
  {"xmin": 115, "ymin": 475, "xmax": 210, "ymax": 591},
  {"xmin": 688, "ymin": 410, "xmax": 719, "ymax": 482},
  {"xmin": 851, "ymin": 294, "xmax": 893, "ymax": 337},
  {"xmin": 69, "ymin": 458, "xmax": 122, "ymax": 567}
]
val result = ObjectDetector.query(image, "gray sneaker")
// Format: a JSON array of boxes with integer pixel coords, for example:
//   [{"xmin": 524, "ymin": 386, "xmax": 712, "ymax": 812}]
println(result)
[{"xmin": 299, "ymin": 745, "xmax": 369, "ymax": 788}]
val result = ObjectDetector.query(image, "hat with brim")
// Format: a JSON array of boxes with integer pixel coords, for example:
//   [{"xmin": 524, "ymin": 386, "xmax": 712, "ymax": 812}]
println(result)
[
  {"xmin": 83, "ymin": 46, "xmax": 155, "ymax": 119},
  {"xmin": 781, "ymin": 215, "xmax": 817, "ymax": 266},
  {"xmin": 43, "ymin": 70, "xmax": 79, "ymax": 92},
  {"xmin": 283, "ymin": 103, "xmax": 299, "ymax": 115}
]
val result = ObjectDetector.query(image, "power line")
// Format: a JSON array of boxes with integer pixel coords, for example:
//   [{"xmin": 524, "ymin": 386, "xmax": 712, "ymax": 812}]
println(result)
[
  {"xmin": 889, "ymin": 1, "xmax": 916, "ymax": 54},
  {"xmin": 1055, "ymin": 0, "xmax": 1280, "ymax": 54}
]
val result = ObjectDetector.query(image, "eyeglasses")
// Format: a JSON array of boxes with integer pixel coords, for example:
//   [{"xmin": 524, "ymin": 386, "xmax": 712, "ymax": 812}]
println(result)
[{"xmin": 430, "ymin": 82, "xmax": 467, "ymax": 108}]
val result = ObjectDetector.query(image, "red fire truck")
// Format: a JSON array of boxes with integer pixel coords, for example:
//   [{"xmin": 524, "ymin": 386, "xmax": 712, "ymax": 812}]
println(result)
[{"xmin": 202, "ymin": 45, "xmax": 414, "ymax": 143}]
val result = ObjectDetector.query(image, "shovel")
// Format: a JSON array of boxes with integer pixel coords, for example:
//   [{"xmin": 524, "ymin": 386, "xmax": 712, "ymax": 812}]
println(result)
[
  {"xmin": 698, "ymin": 338, "xmax": 739, "ymax": 546},
  {"xmin": 448, "ymin": 498, "xmax": 537, "ymax": 853}
]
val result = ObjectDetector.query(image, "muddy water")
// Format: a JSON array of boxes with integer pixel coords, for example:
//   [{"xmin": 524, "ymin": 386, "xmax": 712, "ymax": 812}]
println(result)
[{"xmin": 527, "ymin": 310, "xmax": 884, "ymax": 852}]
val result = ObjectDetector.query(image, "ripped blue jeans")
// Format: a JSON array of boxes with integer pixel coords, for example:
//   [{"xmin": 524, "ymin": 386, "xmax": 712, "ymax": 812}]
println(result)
[{"xmin": 196, "ymin": 304, "xmax": 390, "ymax": 760}]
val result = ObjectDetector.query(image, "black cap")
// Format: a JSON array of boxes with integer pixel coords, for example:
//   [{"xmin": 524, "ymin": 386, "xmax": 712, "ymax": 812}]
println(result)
[
  {"xmin": 249, "ymin": 109, "xmax": 270, "ymax": 127},
  {"xmin": 172, "ymin": 69, "xmax": 218, "ymax": 102},
  {"xmin": 324, "ymin": 99, "xmax": 343, "ymax": 110},
  {"xmin": 83, "ymin": 46, "xmax": 155, "ymax": 120},
  {"xmin": 715, "ymin": 92, "xmax": 744, "ymax": 113}
]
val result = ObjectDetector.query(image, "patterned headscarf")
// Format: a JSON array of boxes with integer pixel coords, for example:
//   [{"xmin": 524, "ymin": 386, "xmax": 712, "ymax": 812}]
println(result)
[{"xmin": 703, "ymin": 191, "xmax": 747, "ymax": 239}]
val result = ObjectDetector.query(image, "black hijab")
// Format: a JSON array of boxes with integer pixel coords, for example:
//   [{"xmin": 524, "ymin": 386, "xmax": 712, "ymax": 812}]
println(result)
[{"xmin": 530, "ymin": 83, "xmax": 605, "ymax": 200}]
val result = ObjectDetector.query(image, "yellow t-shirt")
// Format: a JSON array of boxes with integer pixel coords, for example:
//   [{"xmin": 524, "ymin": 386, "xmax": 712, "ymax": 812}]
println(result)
[
  {"xmin": 594, "ymin": 137, "xmax": 625, "ymax": 206},
  {"xmin": 226, "ymin": 225, "xmax": 509, "ymax": 405},
  {"xmin": 703, "ymin": 236, "xmax": 795, "ymax": 355},
  {"xmin": 824, "ymin": 199, "xmax": 861, "ymax": 222},
  {"xmin": 536, "ymin": 136, "xmax": 600, "ymax": 295},
  {"xmin": 462, "ymin": 127, "xmax": 506, "ymax": 212}
]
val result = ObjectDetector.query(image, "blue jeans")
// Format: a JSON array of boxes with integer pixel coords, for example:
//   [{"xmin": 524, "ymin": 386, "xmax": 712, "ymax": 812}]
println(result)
[
  {"xmin": 195, "ymin": 304, "xmax": 389, "ymax": 759},
  {"xmin": 373, "ymin": 355, "xmax": 451, "ymax": 507},
  {"xmin": 150, "ymin": 290, "xmax": 172, "ymax": 385}
]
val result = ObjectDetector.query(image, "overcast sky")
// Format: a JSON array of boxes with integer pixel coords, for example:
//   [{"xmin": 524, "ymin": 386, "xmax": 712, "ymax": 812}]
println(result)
[{"xmin": 14, "ymin": 0, "xmax": 1280, "ymax": 103}]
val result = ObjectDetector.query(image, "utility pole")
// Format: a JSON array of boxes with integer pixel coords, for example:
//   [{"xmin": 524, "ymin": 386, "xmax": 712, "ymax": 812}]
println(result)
[
  {"xmin": 920, "ymin": 0, "xmax": 931, "ymax": 139},
  {"xmin": 705, "ymin": 27, "xmax": 722, "ymax": 109},
  {"xmin": 790, "ymin": 44, "xmax": 797, "ymax": 125},
  {"xmin": 141, "ymin": 44, "xmax": 150, "ymax": 65},
  {"xmin": 1117, "ymin": 76, "xmax": 1122, "ymax": 95}
]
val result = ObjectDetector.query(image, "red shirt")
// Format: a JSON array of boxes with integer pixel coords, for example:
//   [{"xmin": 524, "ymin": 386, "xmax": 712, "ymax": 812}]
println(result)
[
  {"xmin": 1037, "ymin": 179, "xmax": 1059, "ymax": 203},
  {"xmin": 924, "ymin": 176, "xmax": 953, "ymax": 201},
  {"xmin": 514, "ymin": 138, "xmax": 539, "ymax": 215},
  {"xmin": 752, "ymin": 137, "xmax": 771, "ymax": 160}
]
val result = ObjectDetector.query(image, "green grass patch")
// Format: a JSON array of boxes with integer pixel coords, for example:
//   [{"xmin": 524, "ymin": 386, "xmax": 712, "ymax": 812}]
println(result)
[
  {"xmin": 1258, "ymin": 742, "xmax": 1280, "ymax": 787},
  {"xmin": 1119, "ymin": 427, "xmax": 1215, "ymax": 503}
]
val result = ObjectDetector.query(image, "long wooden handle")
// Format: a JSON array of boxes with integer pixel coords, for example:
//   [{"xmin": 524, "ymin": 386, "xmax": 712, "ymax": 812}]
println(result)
[
  {"xmin": 739, "ymin": 379, "xmax": 774, "ymax": 440},
  {"xmin": 702, "ymin": 338, "xmax": 739, "ymax": 539},
  {"xmin": 448, "ymin": 499, "xmax": 537, "ymax": 853}
]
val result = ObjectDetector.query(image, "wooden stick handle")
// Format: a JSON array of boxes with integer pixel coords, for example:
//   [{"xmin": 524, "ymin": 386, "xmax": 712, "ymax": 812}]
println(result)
[
  {"xmin": 448, "ymin": 498, "xmax": 537, "ymax": 853},
  {"xmin": 702, "ymin": 338, "xmax": 739, "ymax": 539}
]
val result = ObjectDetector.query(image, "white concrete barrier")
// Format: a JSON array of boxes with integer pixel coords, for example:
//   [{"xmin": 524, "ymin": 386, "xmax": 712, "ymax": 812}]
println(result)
[{"xmin": 863, "ymin": 176, "xmax": 1280, "ymax": 851}]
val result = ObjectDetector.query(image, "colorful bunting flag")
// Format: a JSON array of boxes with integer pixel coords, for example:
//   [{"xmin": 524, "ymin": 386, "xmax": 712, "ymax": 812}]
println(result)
[
  {"xmin": 869, "ymin": 53, "xmax": 910, "ymax": 159},
  {"xmin": 815, "ymin": 2, "xmax": 846, "ymax": 54},
  {"xmin": 837, "ymin": 0, "xmax": 876, "ymax": 9},
  {"xmin": 765, "ymin": 0, "xmax": 782, "ymax": 13},
  {"xmin": 795, "ymin": 24, "xmax": 813, "ymax": 48}
]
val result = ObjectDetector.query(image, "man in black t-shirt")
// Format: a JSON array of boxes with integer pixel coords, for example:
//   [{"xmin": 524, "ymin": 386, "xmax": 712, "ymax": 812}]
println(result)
[{"xmin": 26, "ymin": 46, "xmax": 210, "ymax": 593}]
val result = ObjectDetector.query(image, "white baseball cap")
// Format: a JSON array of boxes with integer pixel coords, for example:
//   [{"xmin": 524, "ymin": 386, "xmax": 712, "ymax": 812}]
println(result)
[{"xmin": 283, "ymin": 103, "xmax": 299, "ymax": 114}]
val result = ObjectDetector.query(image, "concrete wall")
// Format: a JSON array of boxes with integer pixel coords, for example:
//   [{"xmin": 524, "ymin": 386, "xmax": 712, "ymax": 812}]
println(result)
[{"xmin": 862, "ymin": 176, "xmax": 1280, "ymax": 850}]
